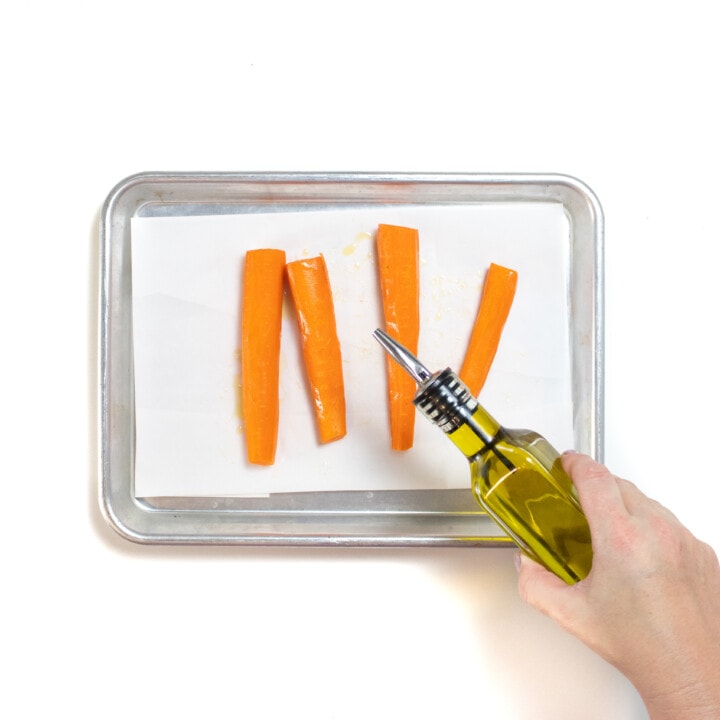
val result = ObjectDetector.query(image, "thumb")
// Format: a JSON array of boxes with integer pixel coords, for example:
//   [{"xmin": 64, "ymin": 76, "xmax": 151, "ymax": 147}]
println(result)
[{"xmin": 516, "ymin": 552, "xmax": 579, "ymax": 620}]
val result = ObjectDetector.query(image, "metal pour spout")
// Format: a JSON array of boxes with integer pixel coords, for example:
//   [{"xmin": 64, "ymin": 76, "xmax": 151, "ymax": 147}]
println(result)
[{"xmin": 372, "ymin": 328, "xmax": 432, "ymax": 385}]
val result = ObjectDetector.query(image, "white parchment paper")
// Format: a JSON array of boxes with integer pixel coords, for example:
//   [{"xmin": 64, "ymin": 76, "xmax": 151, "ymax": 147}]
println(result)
[{"xmin": 131, "ymin": 203, "xmax": 572, "ymax": 497}]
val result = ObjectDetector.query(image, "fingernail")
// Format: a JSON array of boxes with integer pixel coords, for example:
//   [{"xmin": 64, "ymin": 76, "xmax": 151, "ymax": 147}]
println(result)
[
  {"xmin": 514, "ymin": 552, "xmax": 522, "ymax": 572},
  {"xmin": 562, "ymin": 449, "xmax": 578, "ymax": 456}
]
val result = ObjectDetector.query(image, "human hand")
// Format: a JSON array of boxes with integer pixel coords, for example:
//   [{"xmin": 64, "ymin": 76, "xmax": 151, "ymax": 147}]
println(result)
[{"xmin": 517, "ymin": 452, "xmax": 720, "ymax": 720}]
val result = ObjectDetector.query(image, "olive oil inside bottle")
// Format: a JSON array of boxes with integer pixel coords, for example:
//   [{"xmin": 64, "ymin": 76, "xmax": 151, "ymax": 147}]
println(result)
[{"xmin": 449, "ymin": 411, "xmax": 593, "ymax": 584}]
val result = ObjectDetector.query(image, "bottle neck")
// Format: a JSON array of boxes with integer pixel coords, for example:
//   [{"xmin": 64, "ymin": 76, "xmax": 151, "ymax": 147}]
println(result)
[
  {"xmin": 446, "ymin": 406, "xmax": 502, "ymax": 459},
  {"xmin": 413, "ymin": 369, "xmax": 502, "ymax": 459}
]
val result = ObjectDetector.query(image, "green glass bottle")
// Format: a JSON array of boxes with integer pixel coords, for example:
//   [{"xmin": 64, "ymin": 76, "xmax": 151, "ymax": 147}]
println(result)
[{"xmin": 373, "ymin": 329, "xmax": 593, "ymax": 584}]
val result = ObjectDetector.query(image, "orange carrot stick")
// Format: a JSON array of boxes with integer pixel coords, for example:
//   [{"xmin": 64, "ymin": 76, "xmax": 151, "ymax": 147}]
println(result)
[
  {"xmin": 286, "ymin": 255, "xmax": 347, "ymax": 444},
  {"xmin": 459, "ymin": 262, "xmax": 518, "ymax": 398},
  {"xmin": 376, "ymin": 224, "xmax": 420, "ymax": 451},
  {"xmin": 240, "ymin": 248, "xmax": 286, "ymax": 465}
]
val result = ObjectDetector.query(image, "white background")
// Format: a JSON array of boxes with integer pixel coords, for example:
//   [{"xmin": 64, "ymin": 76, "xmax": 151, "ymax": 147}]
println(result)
[{"xmin": 2, "ymin": 2, "xmax": 718, "ymax": 718}]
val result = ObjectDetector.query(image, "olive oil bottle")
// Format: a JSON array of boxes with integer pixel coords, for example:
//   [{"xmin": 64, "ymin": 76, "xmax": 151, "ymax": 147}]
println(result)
[{"xmin": 373, "ymin": 329, "xmax": 593, "ymax": 584}]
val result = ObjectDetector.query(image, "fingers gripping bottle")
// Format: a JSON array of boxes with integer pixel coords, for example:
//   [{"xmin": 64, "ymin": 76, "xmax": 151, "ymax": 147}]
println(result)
[{"xmin": 373, "ymin": 329, "xmax": 593, "ymax": 584}]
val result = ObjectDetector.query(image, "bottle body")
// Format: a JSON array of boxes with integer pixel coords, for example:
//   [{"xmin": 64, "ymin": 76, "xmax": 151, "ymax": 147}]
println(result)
[{"xmin": 447, "ymin": 406, "xmax": 592, "ymax": 584}]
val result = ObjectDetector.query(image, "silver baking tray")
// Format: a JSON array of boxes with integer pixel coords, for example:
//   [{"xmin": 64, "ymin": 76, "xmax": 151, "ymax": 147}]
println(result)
[{"xmin": 99, "ymin": 172, "xmax": 603, "ymax": 546}]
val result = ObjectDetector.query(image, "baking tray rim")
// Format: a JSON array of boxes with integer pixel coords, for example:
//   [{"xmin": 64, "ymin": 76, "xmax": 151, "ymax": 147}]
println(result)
[{"xmin": 98, "ymin": 170, "xmax": 604, "ymax": 546}]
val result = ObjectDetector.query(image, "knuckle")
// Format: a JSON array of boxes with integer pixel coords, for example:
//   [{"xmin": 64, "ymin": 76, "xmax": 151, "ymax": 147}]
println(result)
[{"xmin": 580, "ymin": 462, "xmax": 614, "ymax": 483}]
